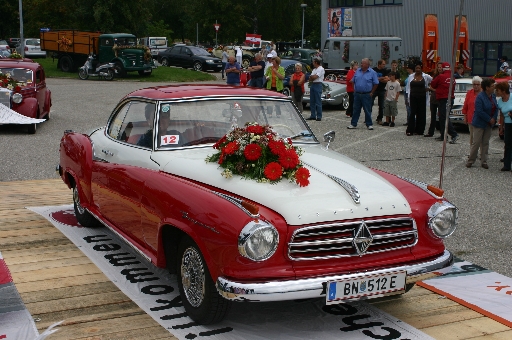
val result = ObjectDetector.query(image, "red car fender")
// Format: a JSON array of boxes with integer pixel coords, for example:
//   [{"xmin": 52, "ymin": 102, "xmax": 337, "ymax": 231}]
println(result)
[
  {"xmin": 44, "ymin": 89, "xmax": 52, "ymax": 114},
  {"xmin": 141, "ymin": 173, "xmax": 294, "ymax": 282},
  {"xmin": 372, "ymin": 169, "xmax": 446, "ymax": 259},
  {"xmin": 59, "ymin": 133, "xmax": 94, "ymax": 207},
  {"xmin": 14, "ymin": 98, "xmax": 38, "ymax": 118}
]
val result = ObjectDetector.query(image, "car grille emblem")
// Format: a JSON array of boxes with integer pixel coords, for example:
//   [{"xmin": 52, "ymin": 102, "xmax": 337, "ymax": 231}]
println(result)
[{"xmin": 352, "ymin": 221, "xmax": 373, "ymax": 256}]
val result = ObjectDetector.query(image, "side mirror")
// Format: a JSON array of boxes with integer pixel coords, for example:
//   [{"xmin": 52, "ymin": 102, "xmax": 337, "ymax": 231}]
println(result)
[{"xmin": 323, "ymin": 131, "xmax": 335, "ymax": 150}]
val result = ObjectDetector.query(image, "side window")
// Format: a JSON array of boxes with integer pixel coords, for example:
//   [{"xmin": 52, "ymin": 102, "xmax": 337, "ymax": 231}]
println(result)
[
  {"xmin": 107, "ymin": 101, "xmax": 156, "ymax": 148},
  {"xmin": 182, "ymin": 48, "xmax": 190, "ymax": 55},
  {"xmin": 172, "ymin": 47, "xmax": 181, "ymax": 54},
  {"xmin": 333, "ymin": 41, "xmax": 341, "ymax": 50},
  {"xmin": 101, "ymin": 38, "xmax": 113, "ymax": 46},
  {"xmin": 36, "ymin": 70, "xmax": 42, "ymax": 84}
]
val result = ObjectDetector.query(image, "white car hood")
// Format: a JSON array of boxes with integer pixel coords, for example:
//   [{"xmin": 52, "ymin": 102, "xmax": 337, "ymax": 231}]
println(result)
[{"xmin": 154, "ymin": 145, "xmax": 411, "ymax": 225}]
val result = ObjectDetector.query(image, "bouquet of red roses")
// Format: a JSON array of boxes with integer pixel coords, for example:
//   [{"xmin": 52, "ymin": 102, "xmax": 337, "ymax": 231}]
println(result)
[{"xmin": 206, "ymin": 123, "xmax": 311, "ymax": 187}]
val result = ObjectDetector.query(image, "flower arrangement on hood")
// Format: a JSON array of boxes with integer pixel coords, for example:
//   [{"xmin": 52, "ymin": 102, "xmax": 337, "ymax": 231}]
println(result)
[
  {"xmin": 57, "ymin": 36, "xmax": 72, "ymax": 51},
  {"xmin": 0, "ymin": 71, "xmax": 22, "ymax": 92},
  {"xmin": 493, "ymin": 71, "xmax": 509, "ymax": 79},
  {"xmin": 381, "ymin": 41, "xmax": 390, "ymax": 61},
  {"xmin": 342, "ymin": 41, "xmax": 349, "ymax": 63},
  {"xmin": 206, "ymin": 123, "xmax": 311, "ymax": 187},
  {"xmin": 113, "ymin": 44, "xmax": 152, "ymax": 62},
  {"xmin": 9, "ymin": 51, "xmax": 22, "ymax": 59}
]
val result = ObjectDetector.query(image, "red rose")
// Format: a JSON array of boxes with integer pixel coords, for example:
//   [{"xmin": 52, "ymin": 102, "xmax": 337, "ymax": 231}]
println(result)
[
  {"xmin": 218, "ymin": 153, "xmax": 224, "ymax": 165},
  {"xmin": 246, "ymin": 125, "xmax": 264, "ymax": 134},
  {"xmin": 279, "ymin": 149, "xmax": 299, "ymax": 169},
  {"xmin": 223, "ymin": 141, "xmax": 239, "ymax": 155},
  {"xmin": 244, "ymin": 143, "xmax": 262, "ymax": 161},
  {"xmin": 268, "ymin": 140, "xmax": 286, "ymax": 155},
  {"xmin": 213, "ymin": 135, "xmax": 227, "ymax": 149},
  {"xmin": 295, "ymin": 167, "xmax": 310, "ymax": 187},
  {"xmin": 264, "ymin": 162, "xmax": 283, "ymax": 181},
  {"xmin": 2, "ymin": 79, "xmax": 8, "ymax": 84}
]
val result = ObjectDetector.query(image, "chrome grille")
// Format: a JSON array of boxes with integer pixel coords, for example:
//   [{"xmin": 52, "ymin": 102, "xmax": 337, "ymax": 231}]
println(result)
[
  {"xmin": 123, "ymin": 53, "xmax": 143, "ymax": 65},
  {"xmin": 288, "ymin": 217, "xmax": 417, "ymax": 260},
  {"xmin": 0, "ymin": 89, "xmax": 12, "ymax": 108}
]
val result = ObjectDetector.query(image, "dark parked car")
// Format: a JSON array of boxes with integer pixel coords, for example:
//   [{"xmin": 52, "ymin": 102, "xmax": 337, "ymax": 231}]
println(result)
[
  {"xmin": 7, "ymin": 38, "xmax": 20, "ymax": 49},
  {"xmin": 280, "ymin": 48, "xmax": 318, "ymax": 68},
  {"xmin": 157, "ymin": 45, "xmax": 223, "ymax": 72}
]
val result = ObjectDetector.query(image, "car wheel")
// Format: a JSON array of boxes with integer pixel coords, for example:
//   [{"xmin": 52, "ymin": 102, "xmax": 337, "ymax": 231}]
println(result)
[
  {"xmin": 73, "ymin": 185, "xmax": 100, "ymax": 227},
  {"xmin": 193, "ymin": 61, "xmax": 203, "ymax": 71},
  {"xmin": 161, "ymin": 58, "xmax": 169, "ymax": 67},
  {"xmin": 104, "ymin": 69, "xmax": 115, "ymax": 81},
  {"xmin": 325, "ymin": 74, "xmax": 337, "ymax": 81},
  {"xmin": 177, "ymin": 237, "xmax": 230, "ymax": 324},
  {"xmin": 78, "ymin": 68, "xmax": 89, "ymax": 80},
  {"xmin": 60, "ymin": 56, "xmax": 75, "ymax": 73},
  {"xmin": 45, "ymin": 110, "xmax": 51, "ymax": 120},
  {"xmin": 282, "ymin": 88, "xmax": 291, "ymax": 97},
  {"xmin": 138, "ymin": 69, "xmax": 152, "ymax": 76},
  {"xmin": 114, "ymin": 61, "xmax": 126, "ymax": 77},
  {"xmin": 27, "ymin": 123, "xmax": 36, "ymax": 134},
  {"xmin": 341, "ymin": 94, "xmax": 349, "ymax": 110},
  {"xmin": 242, "ymin": 58, "xmax": 251, "ymax": 69}
]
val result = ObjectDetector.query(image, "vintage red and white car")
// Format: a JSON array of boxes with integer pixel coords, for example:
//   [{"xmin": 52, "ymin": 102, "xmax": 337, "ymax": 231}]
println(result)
[
  {"xmin": 57, "ymin": 85, "xmax": 457, "ymax": 324},
  {"xmin": 0, "ymin": 58, "xmax": 52, "ymax": 133}
]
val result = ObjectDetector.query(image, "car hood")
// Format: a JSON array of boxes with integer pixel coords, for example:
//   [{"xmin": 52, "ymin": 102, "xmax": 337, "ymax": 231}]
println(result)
[{"xmin": 154, "ymin": 145, "xmax": 411, "ymax": 225}]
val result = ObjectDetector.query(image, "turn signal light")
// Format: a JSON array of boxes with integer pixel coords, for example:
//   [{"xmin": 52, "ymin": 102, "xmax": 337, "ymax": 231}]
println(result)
[
  {"xmin": 241, "ymin": 200, "xmax": 259, "ymax": 216},
  {"xmin": 427, "ymin": 185, "xmax": 444, "ymax": 197}
]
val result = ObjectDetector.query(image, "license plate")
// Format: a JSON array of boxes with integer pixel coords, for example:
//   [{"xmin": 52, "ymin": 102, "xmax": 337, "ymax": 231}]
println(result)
[{"xmin": 326, "ymin": 270, "xmax": 406, "ymax": 304}]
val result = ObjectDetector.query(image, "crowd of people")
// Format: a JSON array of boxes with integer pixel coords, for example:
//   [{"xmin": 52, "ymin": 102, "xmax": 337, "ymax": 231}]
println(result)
[{"xmin": 219, "ymin": 50, "xmax": 512, "ymax": 173}]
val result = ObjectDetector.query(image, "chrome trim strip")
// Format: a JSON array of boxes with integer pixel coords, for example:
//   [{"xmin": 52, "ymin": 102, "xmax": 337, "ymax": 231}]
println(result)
[
  {"xmin": 214, "ymin": 192, "xmax": 260, "ymax": 218},
  {"xmin": 302, "ymin": 161, "xmax": 360, "ymax": 204},
  {"xmin": 86, "ymin": 209, "xmax": 152, "ymax": 263},
  {"xmin": 216, "ymin": 250, "xmax": 453, "ymax": 302},
  {"xmin": 397, "ymin": 176, "xmax": 443, "ymax": 199}
]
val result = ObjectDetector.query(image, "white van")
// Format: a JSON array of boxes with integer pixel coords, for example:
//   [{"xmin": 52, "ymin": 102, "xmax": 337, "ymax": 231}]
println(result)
[
  {"xmin": 322, "ymin": 36, "xmax": 402, "ymax": 69},
  {"xmin": 139, "ymin": 37, "xmax": 168, "ymax": 58}
]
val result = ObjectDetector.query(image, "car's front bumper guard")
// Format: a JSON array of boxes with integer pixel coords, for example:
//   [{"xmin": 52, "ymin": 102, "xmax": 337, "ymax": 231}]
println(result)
[{"xmin": 216, "ymin": 250, "xmax": 453, "ymax": 302}]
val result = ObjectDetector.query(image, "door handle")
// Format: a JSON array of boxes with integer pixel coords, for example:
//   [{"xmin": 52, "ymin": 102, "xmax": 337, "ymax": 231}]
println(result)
[{"xmin": 101, "ymin": 149, "xmax": 114, "ymax": 156}]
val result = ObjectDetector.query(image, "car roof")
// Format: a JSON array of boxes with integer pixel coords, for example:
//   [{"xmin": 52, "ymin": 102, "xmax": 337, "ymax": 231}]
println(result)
[
  {"xmin": 0, "ymin": 59, "xmax": 41, "ymax": 70},
  {"xmin": 126, "ymin": 84, "xmax": 287, "ymax": 101}
]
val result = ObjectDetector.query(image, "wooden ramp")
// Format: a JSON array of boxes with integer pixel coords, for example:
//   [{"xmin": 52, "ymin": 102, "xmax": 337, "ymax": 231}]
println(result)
[{"xmin": 0, "ymin": 179, "xmax": 510, "ymax": 339}]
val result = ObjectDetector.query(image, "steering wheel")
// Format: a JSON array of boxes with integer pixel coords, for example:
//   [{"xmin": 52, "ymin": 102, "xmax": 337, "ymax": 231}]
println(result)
[
  {"xmin": 182, "ymin": 137, "xmax": 220, "ymax": 147},
  {"xmin": 271, "ymin": 124, "xmax": 295, "ymax": 136}
]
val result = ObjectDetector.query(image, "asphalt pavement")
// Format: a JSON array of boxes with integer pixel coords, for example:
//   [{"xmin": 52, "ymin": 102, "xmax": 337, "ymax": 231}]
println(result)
[{"xmin": 1, "ymin": 74, "xmax": 510, "ymax": 278}]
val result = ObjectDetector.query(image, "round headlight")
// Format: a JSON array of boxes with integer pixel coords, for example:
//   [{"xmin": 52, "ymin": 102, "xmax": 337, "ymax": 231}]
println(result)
[
  {"xmin": 13, "ymin": 93, "xmax": 23, "ymax": 104},
  {"xmin": 427, "ymin": 201, "xmax": 458, "ymax": 238},
  {"xmin": 238, "ymin": 221, "xmax": 279, "ymax": 261}
]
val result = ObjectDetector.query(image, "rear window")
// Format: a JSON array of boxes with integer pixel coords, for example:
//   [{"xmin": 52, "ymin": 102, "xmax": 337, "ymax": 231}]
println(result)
[{"xmin": 25, "ymin": 39, "xmax": 40, "ymax": 46}]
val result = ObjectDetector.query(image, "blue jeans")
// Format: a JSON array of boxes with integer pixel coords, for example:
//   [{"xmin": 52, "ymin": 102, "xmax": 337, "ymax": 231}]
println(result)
[
  {"xmin": 351, "ymin": 92, "xmax": 373, "ymax": 127},
  {"xmin": 309, "ymin": 82, "xmax": 323, "ymax": 119},
  {"xmin": 249, "ymin": 76, "xmax": 264, "ymax": 88},
  {"xmin": 221, "ymin": 62, "xmax": 226, "ymax": 78}
]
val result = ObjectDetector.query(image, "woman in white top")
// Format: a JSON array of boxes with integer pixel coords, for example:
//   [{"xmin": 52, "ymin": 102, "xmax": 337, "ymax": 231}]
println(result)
[
  {"xmin": 221, "ymin": 46, "xmax": 229, "ymax": 80},
  {"xmin": 235, "ymin": 46, "xmax": 242, "ymax": 66},
  {"xmin": 406, "ymin": 64, "xmax": 433, "ymax": 136}
]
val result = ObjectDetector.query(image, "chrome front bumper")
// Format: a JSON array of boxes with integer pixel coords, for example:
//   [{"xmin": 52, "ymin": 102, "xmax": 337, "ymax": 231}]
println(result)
[{"xmin": 216, "ymin": 250, "xmax": 453, "ymax": 302}]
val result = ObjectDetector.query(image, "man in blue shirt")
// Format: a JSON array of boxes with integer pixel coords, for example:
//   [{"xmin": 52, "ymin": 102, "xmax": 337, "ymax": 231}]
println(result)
[
  {"xmin": 225, "ymin": 56, "xmax": 241, "ymax": 86},
  {"xmin": 348, "ymin": 58, "xmax": 379, "ymax": 130}
]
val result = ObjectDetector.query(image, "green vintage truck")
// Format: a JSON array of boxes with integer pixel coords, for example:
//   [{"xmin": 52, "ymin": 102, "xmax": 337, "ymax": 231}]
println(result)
[{"xmin": 40, "ymin": 30, "xmax": 156, "ymax": 76}]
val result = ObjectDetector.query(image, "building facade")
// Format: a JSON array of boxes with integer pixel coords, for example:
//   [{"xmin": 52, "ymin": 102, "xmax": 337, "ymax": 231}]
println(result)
[{"xmin": 321, "ymin": 0, "xmax": 512, "ymax": 76}]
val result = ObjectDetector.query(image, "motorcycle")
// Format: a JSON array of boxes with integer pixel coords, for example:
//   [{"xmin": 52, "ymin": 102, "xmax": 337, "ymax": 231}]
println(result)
[{"xmin": 78, "ymin": 54, "xmax": 116, "ymax": 81}]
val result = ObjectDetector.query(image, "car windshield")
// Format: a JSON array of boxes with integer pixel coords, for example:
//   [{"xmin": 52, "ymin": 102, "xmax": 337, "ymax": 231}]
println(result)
[
  {"xmin": 455, "ymin": 82, "xmax": 472, "ymax": 92},
  {"xmin": 154, "ymin": 98, "xmax": 317, "ymax": 149},
  {"xmin": 115, "ymin": 37, "xmax": 137, "ymax": 46},
  {"xmin": 25, "ymin": 39, "xmax": 40, "ymax": 46},
  {"xmin": 0, "ymin": 68, "xmax": 33, "ymax": 84},
  {"xmin": 189, "ymin": 47, "xmax": 210, "ymax": 56}
]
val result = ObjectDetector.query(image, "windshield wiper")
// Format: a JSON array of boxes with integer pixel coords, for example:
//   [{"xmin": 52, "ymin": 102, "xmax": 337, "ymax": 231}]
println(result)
[{"xmin": 289, "ymin": 131, "xmax": 313, "ymax": 140}]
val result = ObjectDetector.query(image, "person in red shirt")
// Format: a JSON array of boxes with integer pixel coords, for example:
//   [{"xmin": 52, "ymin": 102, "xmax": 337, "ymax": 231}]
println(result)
[
  {"xmin": 345, "ymin": 60, "xmax": 358, "ymax": 117},
  {"xmin": 429, "ymin": 62, "xmax": 459, "ymax": 143},
  {"xmin": 462, "ymin": 76, "xmax": 483, "ymax": 146}
]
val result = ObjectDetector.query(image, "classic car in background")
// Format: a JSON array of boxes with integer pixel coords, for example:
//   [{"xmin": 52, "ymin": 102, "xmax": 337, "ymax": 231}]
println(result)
[
  {"xmin": 57, "ymin": 84, "xmax": 457, "ymax": 324},
  {"xmin": 303, "ymin": 81, "xmax": 349, "ymax": 110},
  {"xmin": 0, "ymin": 58, "xmax": 52, "ymax": 133},
  {"xmin": 280, "ymin": 48, "xmax": 318, "ymax": 68},
  {"xmin": 157, "ymin": 45, "xmax": 223, "ymax": 72}
]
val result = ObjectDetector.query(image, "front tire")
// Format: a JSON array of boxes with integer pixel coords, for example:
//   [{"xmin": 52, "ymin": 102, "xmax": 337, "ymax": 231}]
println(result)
[
  {"xmin": 78, "ymin": 68, "xmax": 89, "ymax": 80},
  {"xmin": 73, "ymin": 185, "xmax": 100, "ymax": 227},
  {"xmin": 60, "ymin": 56, "xmax": 75, "ymax": 72},
  {"xmin": 114, "ymin": 61, "xmax": 126, "ymax": 78},
  {"xmin": 161, "ymin": 58, "xmax": 169, "ymax": 67},
  {"xmin": 341, "ymin": 94, "xmax": 349, "ymax": 110},
  {"xmin": 27, "ymin": 123, "xmax": 36, "ymax": 134},
  {"xmin": 177, "ymin": 237, "xmax": 230, "ymax": 324},
  {"xmin": 193, "ymin": 61, "xmax": 203, "ymax": 71},
  {"xmin": 104, "ymin": 69, "xmax": 115, "ymax": 81},
  {"xmin": 282, "ymin": 87, "xmax": 291, "ymax": 97},
  {"xmin": 242, "ymin": 58, "xmax": 251, "ymax": 69}
]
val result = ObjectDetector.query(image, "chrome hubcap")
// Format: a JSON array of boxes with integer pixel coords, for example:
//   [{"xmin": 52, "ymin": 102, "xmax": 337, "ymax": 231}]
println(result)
[
  {"xmin": 73, "ymin": 187, "xmax": 85, "ymax": 215},
  {"xmin": 181, "ymin": 247, "xmax": 205, "ymax": 307}
]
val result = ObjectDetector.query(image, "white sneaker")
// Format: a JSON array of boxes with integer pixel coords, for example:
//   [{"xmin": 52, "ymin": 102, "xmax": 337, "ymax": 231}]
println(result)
[
  {"xmin": 347, "ymin": 125, "xmax": 357, "ymax": 129},
  {"xmin": 367, "ymin": 125, "xmax": 374, "ymax": 130}
]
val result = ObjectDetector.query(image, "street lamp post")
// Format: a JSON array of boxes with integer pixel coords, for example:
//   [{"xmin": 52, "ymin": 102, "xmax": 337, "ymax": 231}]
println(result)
[{"xmin": 301, "ymin": 3, "xmax": 307, "ymax": 48}]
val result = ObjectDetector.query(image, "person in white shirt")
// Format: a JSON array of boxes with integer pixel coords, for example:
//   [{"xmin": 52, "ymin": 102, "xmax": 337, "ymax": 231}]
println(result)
[
  {"xmin": 235, "ymin": 46, "xmax": 242, "ymax": 65},
  {"xmin": 500, "ymin": 56, "xmax": 510, "ymax": 75},
  {"xmin": 306, "ymin": 57, "xmax": 325, "ymax": 121}
]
